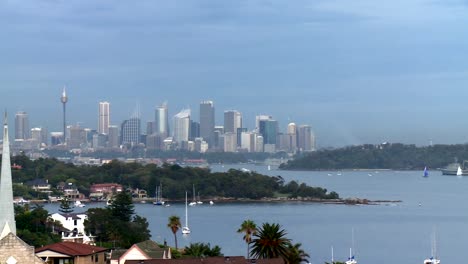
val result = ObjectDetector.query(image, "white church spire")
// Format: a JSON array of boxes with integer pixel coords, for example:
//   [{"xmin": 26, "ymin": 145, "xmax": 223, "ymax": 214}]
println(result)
[{"xmin": 0, "ymin": 111, "xmax": 16, "ymax": 239}]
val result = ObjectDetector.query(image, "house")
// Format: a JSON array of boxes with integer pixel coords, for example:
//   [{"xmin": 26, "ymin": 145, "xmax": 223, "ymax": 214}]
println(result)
[
  {"xmin": 49, "ymin": 213, "xmax": 94, "ymax": 244},
  {"xmin": 110, "ymin": 240, "xmax": 171, "ymax": 264},
  {"xmin": 26, "ymin": 179, "xmax": 52, "ymax": 195},
  {"xmin": 35, "ymin": 241, "xmax": 108, "ymax": 264},
  {"xmin": 124, "ymin": 257, "xmax": 285, "ymax": 264}
]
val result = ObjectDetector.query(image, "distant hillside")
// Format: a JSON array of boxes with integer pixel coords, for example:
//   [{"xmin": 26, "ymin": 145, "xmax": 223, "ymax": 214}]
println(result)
[{"xmin": 279, "ymin": 143, "xmax": 468, "ymax": 170}]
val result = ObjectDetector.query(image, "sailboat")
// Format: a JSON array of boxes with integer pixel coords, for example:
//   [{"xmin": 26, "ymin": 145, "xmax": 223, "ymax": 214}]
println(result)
[
  {"xmin": 457, "ymin": 166, "xmax": 463, "ymax": 176},
  {"xmin": 423, "ymin": 230, "xmax": 440, "ymax": 264},
  {"xmin": 345, "ymin": 229, "xmax": 357, "ymax": 264},
  {"xmin": 189, "ymin": 184, "xmax": 197, "ymax": 206},
  {"xmin": 423, "ymin": 167, "xmax": 429, "ymax": 178},
  {"xmin": 197, "ymin": 191, "xmax": 203, "ymax": 204},
  {"xmin": 182, "ymin": 191, "xmax": 191, "ymax": 234},
  {"xmin": 153, "ymin": 183, "xmax": 165, "ymax": 205}
]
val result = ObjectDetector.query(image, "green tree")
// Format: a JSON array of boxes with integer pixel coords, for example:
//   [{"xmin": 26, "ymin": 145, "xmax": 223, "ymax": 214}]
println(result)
[
  {"xmin": 108, "ymin": 191, "xmax": 134, "ymax": 222},
  {"xmin": 58, "ymin": 198, "xmax": 74, "ymax": 214},
  {"xmin": 237, "ymin": 219, "xmax": 257, "ymax": 258},
  {"xmin": 167, "ymin": 215, "xmax": 181, "ymax": 249},
  {"xmin": 250, "ymin": 223, "xmax": 291, "ymax": 260},
  {"xmin": 15, "ymin": 205, "xmax": 61, "ymax": 247},
  {"xmin": 183, "ymin": 242, "xmax": 223, "ymax": 257},
  {"xmin": 285, "ymin": 243, "xmax": 310, "ymax": 264}
]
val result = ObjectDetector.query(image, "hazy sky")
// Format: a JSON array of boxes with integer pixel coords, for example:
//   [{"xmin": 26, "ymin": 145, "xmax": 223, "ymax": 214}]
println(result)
[{"xmin": 2, "ymin": 0, "xmax": 468, "ymax": 147}]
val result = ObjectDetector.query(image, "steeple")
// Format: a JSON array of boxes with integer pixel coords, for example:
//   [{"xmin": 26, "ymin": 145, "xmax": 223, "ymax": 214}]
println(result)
[{"xmin": 0, "ymin": 111, "xmax": 16, "ymax": 239}]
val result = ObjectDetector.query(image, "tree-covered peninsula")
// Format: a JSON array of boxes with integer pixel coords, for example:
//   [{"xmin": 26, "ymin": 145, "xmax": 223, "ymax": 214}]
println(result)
[
  {"xmin": 9, "ymin": 155, "xmax": 339, "ymax": 201},
  {"xmin": 280, "ymin": 143, "xmax": 468, "ymax": 170}
]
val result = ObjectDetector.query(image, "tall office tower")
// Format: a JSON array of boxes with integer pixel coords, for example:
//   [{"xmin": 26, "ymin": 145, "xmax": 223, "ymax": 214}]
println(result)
[
  {"xmin": 107, "ymin": 125, "xmax": 119, "ymax": 148},
  {"xmin": 259, "ymin": 119, "xmax": 278, "ymax": 145},
  {"xmin": 173, "ymin": 109, "xmax": 191, "ymax": 145},
  {"xmin": 155, "ymin": 103, "xmax": 169, "ymax": 138},
  {"xmin": 0, "ymin": 113, "xmax": 16, "ymax": 238},
  {"xmin": 189, "ymin": 120, "xmax": 200, "ymax": 140},
  {"xmin": 199, "ymin": 101, "xmax": 215, "ymax": 147},
  {"xmin": 224, "ymin": 110, "xmax": 242, "ymax": 134},
  {"xmin": 236, "ymin": 127, "xmax": 247, "ymax": 147},
  {"xmin": 255, "ymin": 115, "xmax": 273, "ymax": 132},
  {"xmin": 241, "ymin": 131, "xmax": 257, "ymax": 152},
  {"xmin": 98, "ymin": 101, "xmax": 110, "ymax": 135},
  {"xmin": 68, "ymin": 125, "xmax": 86, "ymax": 149},
  {"xmin": 222, "ymin": 132, "xmax": 237, "ymax": 152},
  {"xmin": 60, "ymin": 87, "xmax": 68, "ymax": 144},
  {"xmin": 146, "ymin": 121, "xmax": 155, "ymax": 135},
  {"xmin": 50, "ymin": 132, "xmax": 63, "ymax": 146},
  {"xmin": 213, "ymin": 126, "xmax": 224, "ymax": 150},
  {"xmin": 31, "ymin": 127, "xmax": 47, "ymax": 146},
  {"xmin": 287, "ymin": 123, "xmax": 298, "ymax": 153},
  {"xmin": 120, "ymin": 116, "xmax": 141, "ymax": 146},
  {"xmin": 14, "ymin": 111, "xmax": 29, "ymax": 140},
  {"xmin": 298, "ymin": 125, "xmax": 314, "ymax": 152}
]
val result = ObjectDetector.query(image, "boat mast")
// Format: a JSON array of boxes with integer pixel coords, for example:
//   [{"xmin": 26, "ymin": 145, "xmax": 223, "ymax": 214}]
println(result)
[{"xmin": 185, "ymin": 191, "xmax": 189, "ymax": 227}]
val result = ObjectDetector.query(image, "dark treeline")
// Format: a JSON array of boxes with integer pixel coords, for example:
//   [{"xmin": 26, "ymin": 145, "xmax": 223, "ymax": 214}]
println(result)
[
  {"xmin": 280, "ymin": 143, "xmax": 468, "ymax": 170},
  {"xmin": 9, "ymin": 154, "xmax": 338, "ymax": 200}
]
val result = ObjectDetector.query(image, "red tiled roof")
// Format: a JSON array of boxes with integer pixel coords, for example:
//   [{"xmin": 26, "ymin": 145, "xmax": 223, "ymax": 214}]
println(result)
[{"xmin": 35, "ymin": 242, "xmax": 108, "ymax": 256}]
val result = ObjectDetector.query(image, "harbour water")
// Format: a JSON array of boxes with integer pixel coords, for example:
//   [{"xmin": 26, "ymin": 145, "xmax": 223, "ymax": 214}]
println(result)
[{"xmin": 44, "ymin": 164, "xmax": 468, "ymax": 264}]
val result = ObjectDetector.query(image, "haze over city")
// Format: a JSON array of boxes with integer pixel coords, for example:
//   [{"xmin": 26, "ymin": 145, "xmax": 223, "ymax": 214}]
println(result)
[{"xmin": 2, "ymin": 0, "xmax": 468, "ymax": 147}]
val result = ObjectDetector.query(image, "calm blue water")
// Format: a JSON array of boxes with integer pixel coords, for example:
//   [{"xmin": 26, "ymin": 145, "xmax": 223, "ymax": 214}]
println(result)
[{"xmin": 44, "ymin": 164, "xmax": 468, "ymax": 264}]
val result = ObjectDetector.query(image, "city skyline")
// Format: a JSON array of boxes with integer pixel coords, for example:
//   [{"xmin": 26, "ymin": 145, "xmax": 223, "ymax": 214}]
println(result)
[{"xmin": 2, "ymin": 1, "xmax": 468, "ymax": 147}]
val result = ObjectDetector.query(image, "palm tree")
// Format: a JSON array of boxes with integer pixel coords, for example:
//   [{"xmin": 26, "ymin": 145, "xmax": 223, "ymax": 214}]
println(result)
[
  {"xmin": 167, "ymin": 215, "xmax": 181, "ymax": 249},
  {"xmin": 285, "ymin": 243, "xmax": 310, "ymax": 264},
  {"xmin": 250, "ymin": 222, "xmax": 291, "ymax": 261},
  {"xmin": 237, "ymin": 219, "xmax": 257, "ymax": 258}
]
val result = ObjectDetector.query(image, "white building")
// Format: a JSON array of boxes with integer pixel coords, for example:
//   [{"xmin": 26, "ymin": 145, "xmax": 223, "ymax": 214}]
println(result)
[
  {"xmin": 173, "ymin": 109, "xmax": 191, "ymax": 145},
  {"xmin": 50, "ymin": 213, "xmax": 94, "ymax": 244}
]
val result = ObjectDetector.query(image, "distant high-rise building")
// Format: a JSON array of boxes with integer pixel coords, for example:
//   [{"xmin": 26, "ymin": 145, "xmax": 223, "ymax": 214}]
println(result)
[
  {"xmin": 98, "ymin": 101, "xmax": 110, "ymax": 135},
  {"xmin": 108, "ymin": 125, "xmax": 119, "ymax": 148},
  {"xmin": 50, "ymin": 132, "xmax": 63, "ymax": 146},
  {"xmin": 146, "ymin": 121, "xmax": 155, "ymax": 135},
  {"xmin": 255, "ymin": 115, "xmax": 273, "ymax": 132},
  {"xmin": 14, "ymin": 111, "xmax": 29, "ymax": 140},
  {"xmin": 224, "ymin": 110, "xmax": 242, "ymax": 134},
  {"xmin": 173, "ymin": 109, "xmax": 191, "ymax": 144},
  {"xmin": 60, "ymin": 87, "xmax": 68, "ymax": 144},
  {"xmin": 199, "ymin": 101, "xmax": 215, "ymax": 147},
  {"xmin": 241, "ymin": 131, "xmax": 257, "ymax": 152},
  {"xmin": 120, "ymin": 117, "xmax": 141, "ymax": 146},
  {"xmin": 259, "ymin": 119, "xmax": 278, "ymax": 145},
  {"xmin": 155, "ymin": 103, "xmax": 169, "ymax": 138},
  {"xmin": 190, "ymin": 121, "xmax": 200, "ymax": 140},
  {"xmin": 68, "ymin": 125, "xmax": 86, "ymax": 149},
  {"xmin": 221, "ymin": 132, "xmax": 237, "ymax": 152},
  {"xmin": 298, "ymin": 125, "xmax": 314, "ymax": 152},
  {"xmin": 31, "ymin": 127, "xmax": 48, "ymax": 146}
]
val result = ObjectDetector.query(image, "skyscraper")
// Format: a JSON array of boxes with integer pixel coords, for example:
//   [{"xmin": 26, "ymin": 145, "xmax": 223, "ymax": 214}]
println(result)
[
  {"xmin": 120, "ymin": 117, "xmax": 141, "ymax": 146},
  {"xmin": 107, "ymin": 125, "xmax": 119, "ymax": 148},
  {"xmin": 199, "ymin": 101, "xmax": 215, "ymax": 147},
  {"xmin": 98, "ymin": 101, "xmax": 110, "ymax": 135},
  {"xmin": 60, "ymin": 87, "xmax": 68, "ymax": 144},
  {"xmin": 14, "ymin": 111, "xmax": 29, "ymax": 140},
  {"xmin": 259, "ymin": 119, "xmax": 278, "ymax": 145},
  {"xmin": 0, "ymin": 112, "xmax": 15, "ymax": 238},
  {"xmin": 155, "ymin": 102, "xmax": 169, "ymax": 138},
  {"xmin": 298, "ymin": 125, "xmax": 314, "ymax": 152},
  {"xmin": 173, "ymin": 109, "xmax": 190, "ymax": 144},
  {"xmin": 224, "ymin": 110, "xmax": 242, "ymax": 134}
]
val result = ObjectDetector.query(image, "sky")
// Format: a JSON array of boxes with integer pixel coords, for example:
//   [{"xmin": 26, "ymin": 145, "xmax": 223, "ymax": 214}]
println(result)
[{"xmin": 2, "ymin": 0, "xmax": 468, "ymax": 147}]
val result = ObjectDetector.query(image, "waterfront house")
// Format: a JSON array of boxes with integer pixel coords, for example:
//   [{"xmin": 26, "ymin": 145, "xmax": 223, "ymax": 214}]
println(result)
[
  {"xmin": 35, "ymin": 241, "xmax": 108, "ymax": 264},
  {"xmin": 26, "ymin": 179, "xmax": 52, "ymax": 195},
  {"xmin": 110, "ymin": 240, "xmax": 170, "ymax": 264},
  {"xmin": 50, "ymin": 213, "xmax": 95, "ymax": 244}
]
